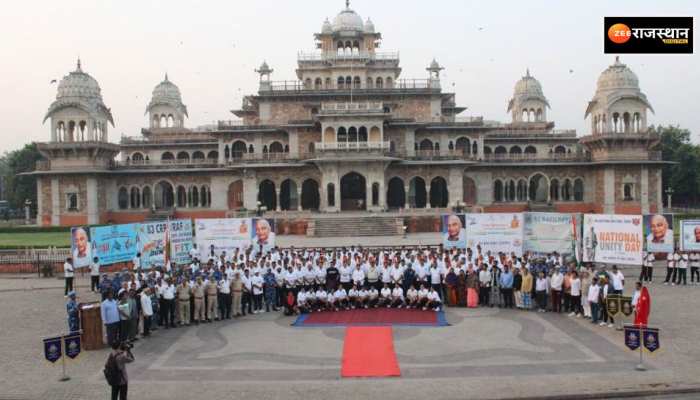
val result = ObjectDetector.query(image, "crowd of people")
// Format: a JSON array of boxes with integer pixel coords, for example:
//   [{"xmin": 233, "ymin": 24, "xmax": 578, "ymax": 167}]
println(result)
[
  {"xmin": 59, "ymin": 244, "xmax": 655, "ymax": 345},
  {"xmin": 639, "ymin": 249, "xmax": 700, "ymax": 286}
]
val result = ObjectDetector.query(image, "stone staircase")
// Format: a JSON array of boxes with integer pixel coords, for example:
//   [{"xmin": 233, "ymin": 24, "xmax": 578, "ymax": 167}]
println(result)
[{"xmin": 311, "ymin": 216, "xmax": 402, "ymax": 237}]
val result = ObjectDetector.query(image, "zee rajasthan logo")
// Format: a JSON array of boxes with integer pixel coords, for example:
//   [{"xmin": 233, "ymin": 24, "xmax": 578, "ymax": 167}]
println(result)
[{"xmin": 605, "ymin": 17, "xmax": 693, "ymax": 54}]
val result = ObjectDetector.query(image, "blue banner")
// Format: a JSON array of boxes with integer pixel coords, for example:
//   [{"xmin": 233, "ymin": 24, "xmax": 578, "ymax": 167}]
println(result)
[
  {"xmin": 643, "ymin": 328, "xmax": 660, "ymax": 353},
  {"xmin": 624, "ymin": 325, "xmax": 641, "ymax": 351},
  {"xmin": 63, "ymin": 334, "xmax": 81, "ymax": 359},
  {"xmin": 43, "ymin": 336, "xmax": 62, "ymax": 363},
  {"xmin": 169, "ymin": 219, "xmax": 194, "ymax": 265},
  {"xmin": 90, "ymin": 224, "xmax": 139, "ymax": 265}
]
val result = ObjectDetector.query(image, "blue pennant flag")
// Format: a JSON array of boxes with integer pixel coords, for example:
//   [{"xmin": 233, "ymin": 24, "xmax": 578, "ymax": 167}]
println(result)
[
  {"xmin": 623, "ymin": 325, "xmax": 641, "ymax": 351},
  {"xmin": 643, "ymin": 327, "xmax": 660, "ymax": 353},
  {"xmin": 43, "ymin": 336, "xmax": 62, "ymax": 363},
  {"xmin": 63, "ymin": 334, "xmax": 81, "ymax": 359}
]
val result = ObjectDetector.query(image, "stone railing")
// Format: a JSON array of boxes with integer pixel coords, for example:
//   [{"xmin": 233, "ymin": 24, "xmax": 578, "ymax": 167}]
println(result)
[
  {"xmin": 483, "ymin": 153, "xmax": 590, "ymax": 162},
  {"xmin": 314, "ymin": 141, "xmax": 390, "ymax": 151}
]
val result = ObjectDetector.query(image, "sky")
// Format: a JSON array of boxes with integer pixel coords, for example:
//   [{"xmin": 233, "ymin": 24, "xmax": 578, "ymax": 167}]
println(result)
[{"xmin": 0, "ymin": 0, "xmax": 697, "ymax": 154}]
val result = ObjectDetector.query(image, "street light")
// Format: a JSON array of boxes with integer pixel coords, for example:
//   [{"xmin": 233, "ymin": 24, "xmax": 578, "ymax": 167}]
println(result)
[
  {"xmin": 665, "ymin": 187, "xmax": 674, "ymax": 210},
  {"xmin": 24, "ymin": 199, "xmax": 32, "ymax": 225}
]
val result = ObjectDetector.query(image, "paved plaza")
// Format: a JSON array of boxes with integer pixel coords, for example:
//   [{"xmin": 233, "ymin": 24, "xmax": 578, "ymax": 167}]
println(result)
[{"xmin": 0, "ymin": 262, "xmax": 699, "ymax": 400}]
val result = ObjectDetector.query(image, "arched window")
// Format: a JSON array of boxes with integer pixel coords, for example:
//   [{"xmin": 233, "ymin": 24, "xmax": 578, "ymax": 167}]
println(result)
[
  {"xmin": 612, "ymin": 112, "xmax": 620, "ymax": 133},
  {"xmin": 192, "ymin": 151, "xmax": 205, "ymax": 162},
  {"xmin": 348, "ymin": 127, "xmax": 358, "ymax": 142},
  {"xmin": 366, "ymin": 77, "xmax": 373, "ymax": 89},
  {"xmin": 419, "ymin": 139, "xmax": 434, "ymax": 151},
  {"xmin": 231, "ymin": 141, "xmax": 247, "ymax": 158},
  {"xmin": 314, "ymin": 78, "xmax": 322, "ymax": 90},
  {"xmin": 353, "ymin": 76, "xmax": 361, "ymax": 89},
  {"xmin": 337, "ymin": 127, "xmax": 348, "ymax": 142},
  {"xmin": 201, "ymin": 185, "xmax": 211, "ymax": 207},
  {"xmin": 118, "ymin": 187, "xmax": 129, "ymax": 209},
  {"xmin": 554, "ymin": 145, "xmax": 567, "ymax": 155},
  {"xmin": 248, "ymin": 144, "xmax": 254, "ymax": 153},
  {"xmin": 161, "ymin": 152, "xmax": 174, "ymax": 162},
  {"xmin": 304, "ymin": 78, "xmax": 312, "ymax": 89},
  {"xmin": 507, "ymin": 180, "xmax": 516, "ymax": 202},
  {"xmin": 483, "ymin": 146, "xmax": 492, "ymax": 155},
  {"xmin": 562, "ymin": 179, "xmax": 572, "ymax": 201},
  {"xmin": 176, "ymin": 151, "xmax": 190, "ymax": 162},
  {"xmin": 550, "ymin": 179, "xmax": 560, "ymax": 201},
  {"xmin": 494, "ymin": 180, "xmax": 503, "ymax": 202},
  {"xmin": 573, "ymin": 178, "xmax": 584, "ymax": 201},
  {"xmin": 429, "ymin": 177, "xmax": 448, "ymax": 208},
  {"xmin": 516, "ymin": 180, "xmax": 527, "ymax": 201},
  {"xmin": 358, "ymin": 127, "xmax": 368, "ymax": 142},
  {"xmin": 494, "ymin": 146, "xmax": 507, "ymax": 155},
  {"xmin": 455, "ymin": 137, "xmax": 470, "ymax": 154},
  {"xmin": 337, "ymin": 76, "xmax": 345, "ymax": 89},
  {"xmin": 269, "ymin": 141, "xmax": 284, "ymax": 153},
  {"xmin": 130, "ymin": 187, "xmax": 141, "ymax": 209},
  {"xmin": 142, "ymin": 186, "xmax": 152, "ymax": 209},
  {"xmin": 325, "ymin": 77, "xmax": 331, "ymax": 89},
  {"xmin": 524, "ymin": 146, "xmax": 537, "ymax": 156},
  {"xmin": 510, "ymin": 146, "xmax": 522, "ymax": 155},
  {"xmin": 177, "ymin": 186, "xmax": 187, "ymax": 207},
  {"xmin": 623, "ymin": 183, "xmax": 634, "ymax": 201},
  {"xmin": 623, "ymin": 112, "xmax": 631, "ymax": 133},
  {"xmin": 154, "ymin": 181, "xmax": 174, "ymax": 209},
  {"xmin": 224, "ymin": 145, "xmax": 230, "ymax": 159},
  {"xmin": 376, "ymin": 77, "xmax": 383, "ymax": 88},
  {"xmin": 190, "ymin": 186, "xmax": 199, "ymax": 207},
  {"xmin": 207, "ymin": 151, "xmax": 218, "ymax": 161}
]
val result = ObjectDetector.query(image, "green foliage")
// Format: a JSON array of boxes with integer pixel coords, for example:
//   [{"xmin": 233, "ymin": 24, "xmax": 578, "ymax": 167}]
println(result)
[
  {"xmin": 652, "ymin": 125, "xmax": 700, "ymax": 206},
  {"xmin": 1, "ymin": 143, "xmax": 42, "ymax": 210}
]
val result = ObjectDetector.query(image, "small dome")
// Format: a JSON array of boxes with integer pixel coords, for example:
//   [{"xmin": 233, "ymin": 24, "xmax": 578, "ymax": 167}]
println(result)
[
  {"xmin": 513, "ymin": 69, "xmax": 545, "ymax": 97},
  {"xmin": 363, "ymin": 18, "xmax": 375, "ymax": 33},
  {"xmin": 332, "ymin": 7, "xmax": 364, "ymax": 32},
  {"xmin": 44, "ymin": 59, "xmax": 113, "ymax": 125},
  {"xmin": 429, "ymin": 59, "xmax": 442, "ymax": 70},
  {"xmin": 56, "ymin": 60, "xmax": 102, "ymax": 100},
  {"xmin": 596, "ymin": 56, "xmax": 639, "ymax": 91},
  {"xmin": 322, "ymin": 18, "xmax": 333, "ymax": 34},
  {"xmin": 146, "ymin": 74, "xmax": 188, "ymax": 117}
]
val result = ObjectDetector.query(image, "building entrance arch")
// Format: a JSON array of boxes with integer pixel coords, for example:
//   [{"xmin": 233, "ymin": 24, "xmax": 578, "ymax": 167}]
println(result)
[{"xmin": 340, "ymin": 172, "xmax": 366, "ymax": 211}]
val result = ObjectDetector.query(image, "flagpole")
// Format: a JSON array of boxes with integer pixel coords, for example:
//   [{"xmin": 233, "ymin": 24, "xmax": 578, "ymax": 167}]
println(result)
[{"xmin": 636, "ymin": 326, "xmax": 646, "ymax": 371}]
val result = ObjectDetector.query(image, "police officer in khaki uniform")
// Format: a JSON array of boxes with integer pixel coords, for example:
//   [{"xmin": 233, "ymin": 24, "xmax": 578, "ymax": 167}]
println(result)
[
  {"xmin": 231, "ymin": 271, "xmax": 244, "ymax": 317},
  {"xmin": 192, "ymin": 277, "xmax": 205, "ymax": 324},
  {"xmin": 205, "ymin": 276, "xmax": 219, "ymax": 322},
  {"xmin": 177, "ymin": 280, "xmax": 191, "ymax": 326}
]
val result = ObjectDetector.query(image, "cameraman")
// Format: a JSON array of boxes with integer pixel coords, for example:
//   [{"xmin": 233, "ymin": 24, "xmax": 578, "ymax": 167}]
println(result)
[{"xmin": 105, "ymin": 341, "xmax": 134, "ymax": 400}]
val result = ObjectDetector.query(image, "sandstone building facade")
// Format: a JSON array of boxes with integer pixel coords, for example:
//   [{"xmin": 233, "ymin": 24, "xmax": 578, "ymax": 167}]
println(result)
[{"xmin": 32, "ymin": 3, "xmax": 664, "ymax": 228}]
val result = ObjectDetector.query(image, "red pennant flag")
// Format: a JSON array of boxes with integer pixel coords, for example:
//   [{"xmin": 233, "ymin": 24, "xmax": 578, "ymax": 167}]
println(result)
[{"xmin": 634, "ymin": 286, "xmax": 651, "ymax": 327}]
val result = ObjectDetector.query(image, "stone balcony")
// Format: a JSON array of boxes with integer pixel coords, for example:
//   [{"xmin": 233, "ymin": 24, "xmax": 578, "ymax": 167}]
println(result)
[
  {"xmin": 314, "ymin": 141, "xmax": 390, "ymax": 152},
  {"xmin": 319, "ymin": 102, "xmax": 385, "ymax": 116}
]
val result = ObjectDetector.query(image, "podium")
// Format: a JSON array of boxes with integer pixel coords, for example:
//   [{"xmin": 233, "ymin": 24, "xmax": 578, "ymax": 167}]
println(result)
[{"xmin": 79, "ymin": 302, "xmax": 104, "ymax": 350}]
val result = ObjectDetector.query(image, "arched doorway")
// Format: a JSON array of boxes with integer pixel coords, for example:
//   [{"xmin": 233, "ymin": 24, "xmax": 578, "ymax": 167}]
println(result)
[
  {"xmin": 258, "ymin": 180, "xmax": 276, "ymax": 211},
  {"xmin": 386, "ymin": 177, "xmax": 405, "ymax": 209},
  {"xmin": 340, "ymin": 172, "xmax": 366, "ymax": 211},
  {"xmin": 280, "ymin": 179, "xmax": 297, "ymax": 211},
  {"xmin": 408, "ymin": 177, "xmax": 427, "ymax": 208},
  {"xmin": 430, "ymin": 177, "xmax": 449, "ymax": 208},
  {"xmin": 301, "ymin": 179, "xmax": 320, "ymax": 210},
  {"xmin": 154, "ymin": 181, "xmax": 174, "ymax": 209},
  {"xmin": 227, "ymin": 180, "xmax": 243, "ymax": 209},
  {"xmin": 528, "ymin": 174, "xmax": 549, "ymax": 203},
  {"xmin": 463, "ymin": 176, "xmax": 477, "ymax": 205}
]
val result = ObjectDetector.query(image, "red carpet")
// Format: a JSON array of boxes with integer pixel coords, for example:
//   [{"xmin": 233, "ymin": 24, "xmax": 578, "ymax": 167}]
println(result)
[
  {"xmin": 293, "ymin": 308, "xmax": 447, "ymax": 326},
  {"xmin": 341, "ymin": 326, "xmax": 401, "ymax": 377}
]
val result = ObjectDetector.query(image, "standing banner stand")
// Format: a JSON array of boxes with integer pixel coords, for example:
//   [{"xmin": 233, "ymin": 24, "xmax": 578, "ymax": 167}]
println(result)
[
  {"xmin": 624, "ymin": 324, "xmax": 660, "ymax": 371},
  {"xmin": 42, "ymin": 332, "xmax": 82, "ymax": 382}
]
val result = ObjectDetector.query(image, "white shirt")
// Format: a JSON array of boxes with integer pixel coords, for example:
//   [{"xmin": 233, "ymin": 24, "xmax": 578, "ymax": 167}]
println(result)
[
  {"xmin": 140, "ymin": 292, "xmax": 153, "ymax": 316},
  {"xmin": 632, "ymin": 289, "xmax": 641, "ymax": 307},
  {"xmin": 430, "ymin": 268, "xmax": 442, "ymax": 284},
  {"xmin": 535, "ymin": 278, "xmax": 547, "ymax": 292},
  {"xmin": 358, "ymin": 289, "xmax": 368, "ymax": 299},
  {"xmin": 251, "ymin": 275, "xmax": 264, "ymax": 295},
  {"xmin": 427, "ymin": 291, "xmax": 441, "ymax": 302},
  {"xmin": 162, "ymin": 284, "xmax": 176, "ymax": 300},
  {"xmin": 348, "ymin": 288, "xmax": 359, "ymax": 298},
  {"xmin": 550, "ymin": 273, "xmax": 564, "ymax": 291},
  {"xmin": 678, "ymin": 254, "xmax": 689, "ymax": 269},
  {"xmin": 570, "ymin": 278, "xmax": 581, "ymax": 296},
  {"xmin": 391, "ymin": 287, "xmax": 404, "ymax": 300},
  {"xmin": 339, "ymin": 266, "xmax": 352, "ymax": 283},
  {"xmin": 380, "ymin": 287, "xmax": 391, "ymax": 298},
  {"xmin": 407, "ymin": 288, "xmax": 418, "ymax": 300},
  {"xmin": 315, "ymin": 290, "xmax": 327, "ymax": 301},
  {"xmin": 611, "ymin": 271, "xmax": 625, "ymax": 291},
  {"xmin": 218, "ymin": 279, "xmax": 231, "ymax": 294},
  {"xmin": 351, "ymin": 269, "xmax": 365, "ymax": 284},
  {"xmin": 297, "ymin": 291, "xmax": 307, "ymax": 305},
  {"xmin": 368, "ymin": 289, "xmax": 379, "ymax": 299},
  {"xmin": 89, "ymin": 261, "xmax": 100, "ymax": 276},
  {"xmin": 587, "ymin": 285, "xmax": 600, "ymax": 303},
  {"xmin": 64, "ymin": 262, "xmax": 74, "ymax": 278},
  {"xmin": 132, "ymin": 256, "xmax": 141, "ymax": 269},
  {"xmin": 334, "ymin": 289, "xmax": 347, "ymax": 300}
]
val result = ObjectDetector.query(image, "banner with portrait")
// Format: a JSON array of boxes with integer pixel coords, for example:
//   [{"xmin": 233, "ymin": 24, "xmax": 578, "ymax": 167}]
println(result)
[
  {"xmin": 442, "ymin": 213, "xmax": 466, "ymax": 249},
  {"xmin": 465, "ymin": 213, "xmax": 524, "ymax": 256},
  {"xmin": 251, "ymin": 218, "xmax": 276, "ymax": 255},
  {"xmin": 136, "ymin": 221, "xmax": 168, "ymax": 269},
  {"xmin": 582, "ymin": 214, "xmax": 642, "ymax": 265},
  {"xmin": 90, "ymin": 223, "xmax": 139, "ymax": 265},
  {"xmin": 680, "ymin": 219, "xmax": 700, "ymax": 251},
  {"xmin": 194, "ymin": 218, "xmax": 252, "ymax": 261},
  {"xmin": 70, "ymin": 226, "xmax": 92, "ymax": 268},
  {"xmin": 523, "ymin": 212, "xmax": 581, "ymax": 256},
  {"xmin": 644, "ymin": 214, "xmax": 674, "ymax": 253},
  {"xmin": 168, "ymin": 219, "xmax": 194, "ymax": 265}
]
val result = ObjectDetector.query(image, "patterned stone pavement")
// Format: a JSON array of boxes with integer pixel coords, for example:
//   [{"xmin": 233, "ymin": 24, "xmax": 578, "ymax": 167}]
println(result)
[{"xmin": 0, "ymin": 264, "xmax": 699, "ymax": 400}]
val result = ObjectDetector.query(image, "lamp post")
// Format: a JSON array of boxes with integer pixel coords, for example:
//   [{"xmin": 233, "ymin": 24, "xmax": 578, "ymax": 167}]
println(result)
[
  {"xmin": 665, "ymin": 187, "xmax": 674, "ymax": 210},
  {"xmin": 24, "ymin": 199, "xmax": 32, "ymax": 225}
]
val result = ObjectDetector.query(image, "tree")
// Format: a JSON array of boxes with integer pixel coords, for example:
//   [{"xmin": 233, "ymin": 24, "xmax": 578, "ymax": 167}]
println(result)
[
  {"xmin": 1, "ymin": 143, "xmax": 42, "ymax": 211},
  {"xmin": 652, "ymin": 125, "xmax": 700, "ymax": 206}
]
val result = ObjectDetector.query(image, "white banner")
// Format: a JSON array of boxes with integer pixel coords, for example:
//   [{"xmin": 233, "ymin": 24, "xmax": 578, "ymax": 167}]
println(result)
[
  {"xmin": 194, "ymin": 218, "xmax": 252, "ymax": 261},
  {"xmin": 582, "ymin": 214, "xmax": 642, "ymax": 265},
  {"xmin": 523, "ymin": 212, "xmax": 580, "ymax": 256},
  {"xmin": 680, "ymin": 220, "xmax": 700, "ymax": 251},
  {"xmin": 465, "ymin": 213, "xmax": 524, "ymax": 256}
]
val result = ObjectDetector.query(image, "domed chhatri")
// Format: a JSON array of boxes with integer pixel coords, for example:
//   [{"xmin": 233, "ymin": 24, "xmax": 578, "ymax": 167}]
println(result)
[
  {"xmin": 508, "ymin": 69, "xmax": 549, "ymax": 123},
  {"xmin": 146, "ymin": 74, "xmax": 188, "ymax": 129},
  {"xmin": 585, "ymin": 57, "xmax": 653, "ymax": 134},
  {"xmin": 322, "ymin": 18, "xmax": 333, "ymax": 34},
  {"xmin": 45, "ymin": 59, "xmax": 113, "ymax": 125},
  {"xmin": 363, "ymin": 17, "xmax": 375, "ymax": 33},
  {"xmin": 332, "ymin": 1, "xmax": 364, "ymax": 32}
]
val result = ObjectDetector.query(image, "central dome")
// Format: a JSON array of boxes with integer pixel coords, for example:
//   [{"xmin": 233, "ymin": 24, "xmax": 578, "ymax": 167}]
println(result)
[
  {"xmin": 332, "ymin": 7, "xmax": 364, "ymax": 32},
  {"xmin": 513, "ymin": 70, "xmax": 544, "ymax": 97},
  {"xmin": 596, "ymin": 56, "xmax": 639, "ymax": 91},
  {"xmin": 56, "ymin": 61, "xmax": 102, "ymax": 100},
  {"xmin": 151, "ymin": 74, "xmax": 183, "ymax": 104}
]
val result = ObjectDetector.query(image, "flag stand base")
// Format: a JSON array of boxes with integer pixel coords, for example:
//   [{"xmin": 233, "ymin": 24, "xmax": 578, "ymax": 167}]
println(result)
[{"xmin": 635, "ymin": 363, "xmax": 647, "ymax": 371}]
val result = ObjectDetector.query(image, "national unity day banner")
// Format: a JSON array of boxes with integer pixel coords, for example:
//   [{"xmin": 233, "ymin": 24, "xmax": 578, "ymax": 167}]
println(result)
[
  {"xmin": 582, "ymin": 214, "xmax": 642, "ymax": 265},
  {"xmin": 523, "ymin": 212, "xmax": 581, "ymax": 256},
  {"xmin": 465, "ymin": 213, "xmax": 524, "ymax": 256},
  {"xmin": 90, "ymin": 223, "xmax": 139, "ymax": 265}
]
